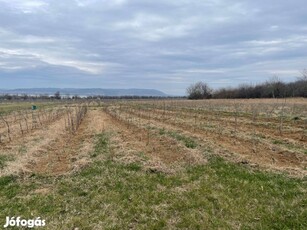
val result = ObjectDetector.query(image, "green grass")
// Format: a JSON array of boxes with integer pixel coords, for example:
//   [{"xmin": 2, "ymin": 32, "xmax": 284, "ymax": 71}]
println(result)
[
  {"xmin": 159, "ymin": 129, "xmax": 198, "ymax": 149},
  {"xmin": 0, "ymin": 155, "xmax": 15, "ymax": 169},
  {"xmin": 271, "ymin": 139, "xmax": 307, "ymax": 154},
  {"xmin": 18, "ymin": 145, "xmax": 27, "ymax": 154},
  {"xmin": 0, "ymin": 101, "xmax": 59, "ymax": 115},
  {"xmin": 272, "ymin": 139, "xmax": 284, "ymax": 145},
  {"xmin": 91, "ymin": 133, "xmax": 110, "ymax": 158},
  {"xmin": 0, "ymin": 132, "xmax": 306, "ymax": 229}
]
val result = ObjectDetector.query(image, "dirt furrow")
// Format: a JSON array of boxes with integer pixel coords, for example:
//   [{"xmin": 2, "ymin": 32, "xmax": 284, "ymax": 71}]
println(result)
[
  {"xmin": 102, "ymin": 109, "xmax": 206, "ymax": 171},
  {"xmin": 114, "ymin": 107, "xmax": 307, "ymax": 176},
  {"xmin": 124, "ymin": 107, "xmax": 307, "ymax": 152},
  {"xmin": 132, "ymin": 107, "xmax": 306, "ymax": 143},
  {"xmin": 26, "ymin": 109, "xmax": 96, "ymax": 175}
]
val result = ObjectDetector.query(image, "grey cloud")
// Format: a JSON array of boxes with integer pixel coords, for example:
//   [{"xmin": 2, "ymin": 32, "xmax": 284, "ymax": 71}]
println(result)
[{"xmin": 0, "ymin": 0, "xmax": 306, "ymax": 95}]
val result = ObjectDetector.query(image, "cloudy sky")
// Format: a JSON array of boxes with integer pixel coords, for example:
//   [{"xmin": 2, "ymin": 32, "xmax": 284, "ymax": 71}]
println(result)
[{"xmin": 0, "ymin": 0, "xmax": 306, "ymax": 95}]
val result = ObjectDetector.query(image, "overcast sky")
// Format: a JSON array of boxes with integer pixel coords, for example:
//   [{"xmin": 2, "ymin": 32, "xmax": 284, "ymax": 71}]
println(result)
[{"xmin": 0, "ymin": 0, "xmax": 306, "ymax": 95}]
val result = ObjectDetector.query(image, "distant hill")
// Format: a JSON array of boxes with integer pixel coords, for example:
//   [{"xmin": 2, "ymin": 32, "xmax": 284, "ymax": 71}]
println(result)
[{"xmin": 0, "ymin": 88, "xmax": 168, "ymax": 97}]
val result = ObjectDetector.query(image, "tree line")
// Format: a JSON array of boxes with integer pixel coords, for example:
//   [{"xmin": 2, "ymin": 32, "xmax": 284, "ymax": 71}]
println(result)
[
  {"xmin": 0, "ymin": 91, "xmax": 184, "ymax": 101},
  {"xmin": 187, "ymin": 70, "xmax": 307, "ymax": 99}
]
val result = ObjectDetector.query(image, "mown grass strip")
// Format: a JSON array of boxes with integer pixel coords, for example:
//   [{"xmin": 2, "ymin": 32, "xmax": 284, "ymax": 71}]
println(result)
[{"xmin": 91, "ymin": 133, "xmax": 109, "ymax": 158}]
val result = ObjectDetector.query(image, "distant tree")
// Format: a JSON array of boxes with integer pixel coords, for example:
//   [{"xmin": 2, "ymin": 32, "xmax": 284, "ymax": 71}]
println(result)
[
  {"xmin": 265, "ymin": 75, "xmax": 285, "ymax": 98},
  {"xmin": 187, "ymin": 81, "xmax": 212, "ymax": 99},
  {"xmin": 295, "ymin": 69, "xmax": 307, "ymax": 97},
  {"xmin": 236, "ymin": 84, "xmax": 252, "ymax": 98},
  {"xmin": 21, "ymin": 94, "xmax": 29, "ymax": 100},
  {"xmin": 4, "ymin": 94, "xmax": 12, "ymax": 100},
  {"xmin": 72, "ymin": 94, "xmax": 80, "ymax": 100},
  {"xmin": 299, "ymin": 69, "xmax": 307, "ymax": 81},
  {"xmin": 54, "ymin": 91, "xmax": 61, "ymax": 100}
]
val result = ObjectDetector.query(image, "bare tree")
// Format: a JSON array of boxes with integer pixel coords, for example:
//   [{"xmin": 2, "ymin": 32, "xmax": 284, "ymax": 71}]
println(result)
[
  {"xmin": 266, "ymin": 75, "xmax": 285, "ymax": 98},
  {"xmin": 187, "ymin": 81, "xmax": 212, "ymax": 100},
  {"xmin": 300, "ymin": 69, "xmax": 307, "ymax": 80},
  {"xmin": 296, "ymin": 69, "xmax": 307, "ymax": 97}
]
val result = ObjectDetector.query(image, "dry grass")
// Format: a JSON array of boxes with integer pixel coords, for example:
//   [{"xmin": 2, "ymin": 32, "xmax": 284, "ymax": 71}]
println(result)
[
  {"xmin": 107, "ymin": 99, "xmax": 307, "ymax": 177},
  {"xmin": 0, "ymin": 99, "xmax": 306, "ymax": 229},
  {"xmin": 0, "ymin": 126, "xmax": 305, "ymax": 229}
]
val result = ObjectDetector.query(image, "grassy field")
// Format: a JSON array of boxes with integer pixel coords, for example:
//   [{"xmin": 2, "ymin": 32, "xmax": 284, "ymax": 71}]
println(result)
[
  {"xmin": 0, "ymin": 101, "xmax": 60, "ymax": 115},
  {"xmin": 0, "ymin": 99, "xmax": 306, "ymax": 229}
]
